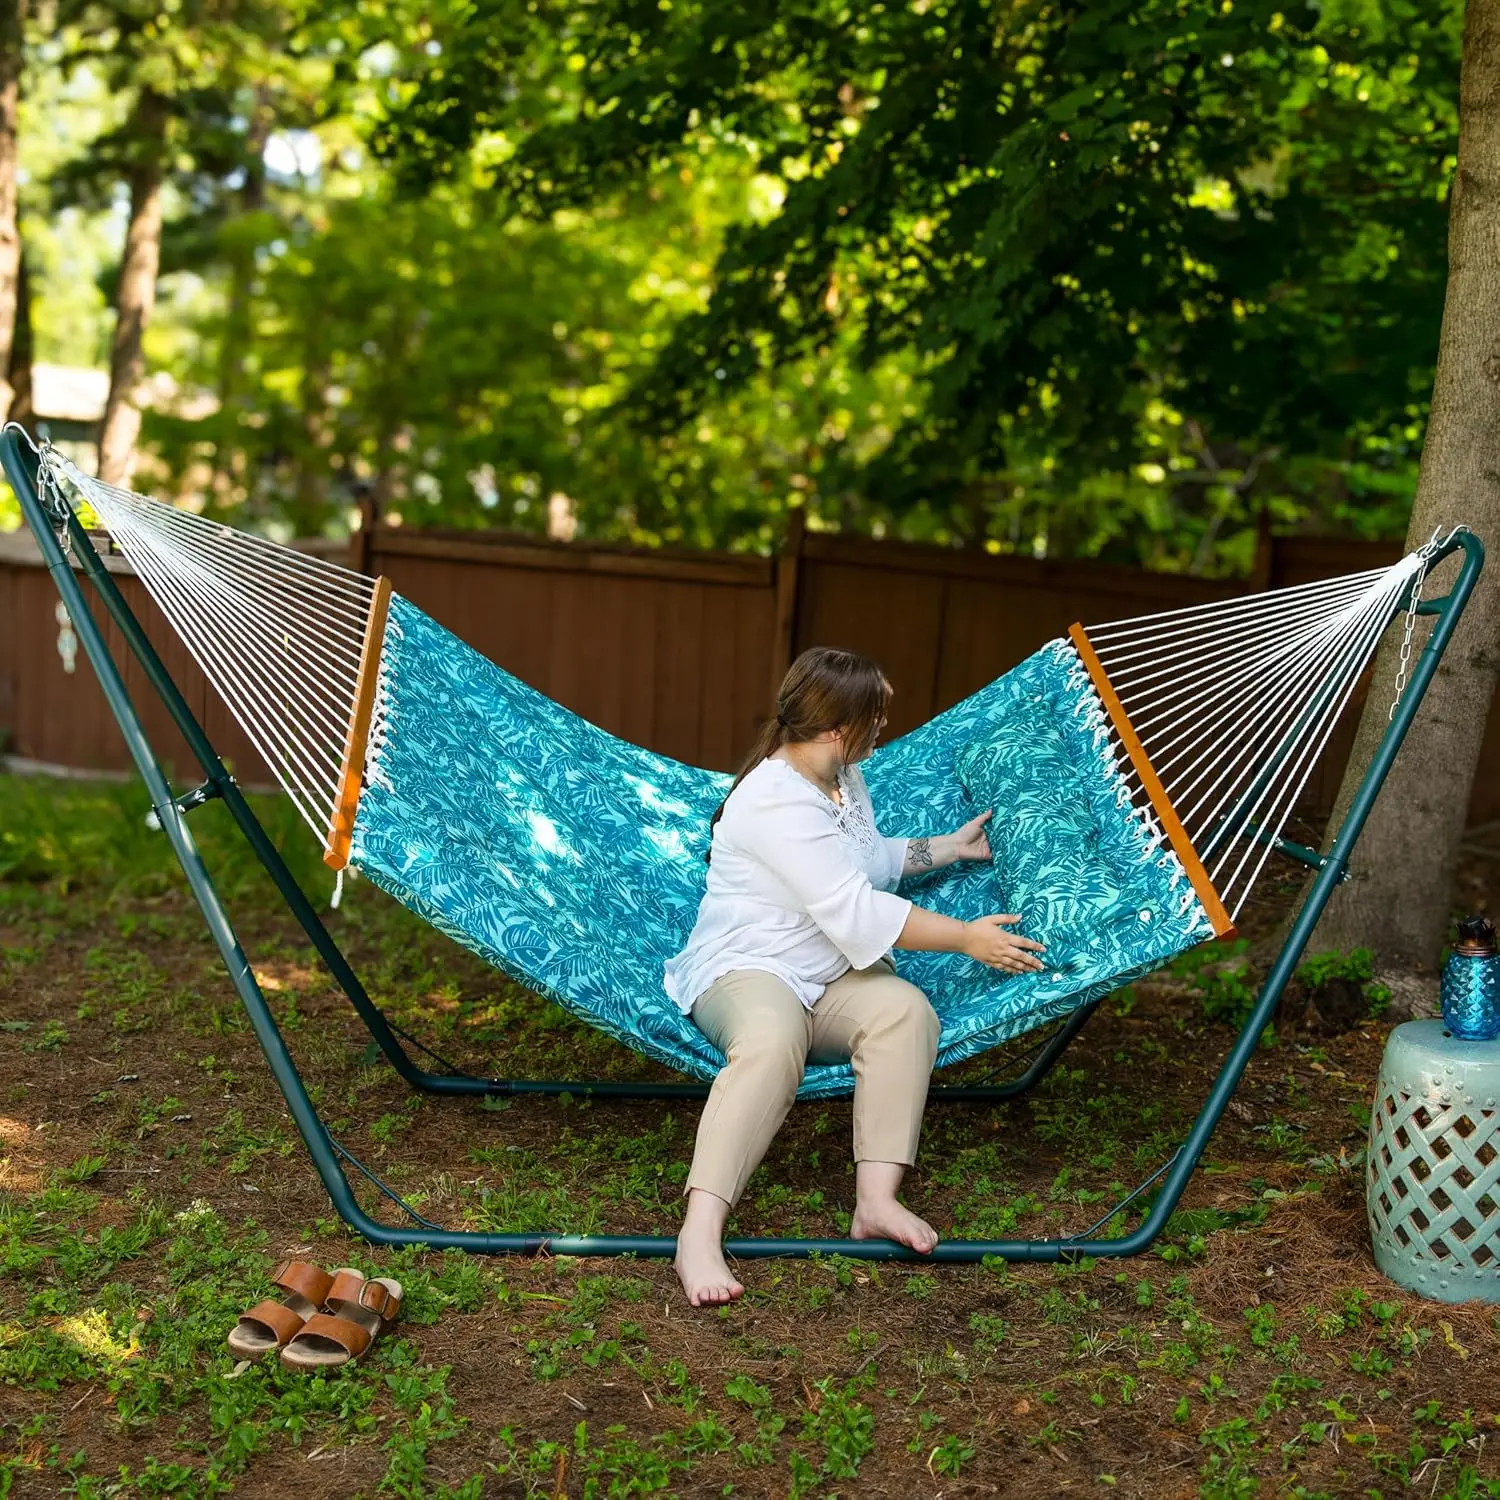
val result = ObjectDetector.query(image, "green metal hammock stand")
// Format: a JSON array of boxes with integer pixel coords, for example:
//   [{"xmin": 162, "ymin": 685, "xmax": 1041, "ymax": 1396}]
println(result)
[{"xmin": 1, "ymin": 423, "xmax": 1485, "ymax": 1263}]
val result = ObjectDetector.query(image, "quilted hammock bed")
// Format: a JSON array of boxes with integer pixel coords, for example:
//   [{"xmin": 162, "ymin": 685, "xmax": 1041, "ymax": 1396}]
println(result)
[{"xmin": 346, "ymin": 596, "xmax": 1214, "ymax": 1100}]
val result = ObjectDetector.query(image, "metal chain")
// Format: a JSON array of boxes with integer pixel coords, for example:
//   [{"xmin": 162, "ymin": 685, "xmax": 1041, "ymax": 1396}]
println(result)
[
  {"xmin": 1386, "ymin": 524, "xmax": 1468, "ymax": 721},
  {"xmin": 1387, "ymin": 558, "xmax": 1428, "ymax": 721},
  {"xmin": 34, "ymin": 438, "xmax": 74, "ymax": 558}
]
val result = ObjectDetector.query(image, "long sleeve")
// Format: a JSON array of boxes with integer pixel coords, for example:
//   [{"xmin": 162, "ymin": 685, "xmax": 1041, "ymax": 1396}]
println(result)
[
  {"xmin": 733, "ymin": 792, "xmax": 912, "ymax": 971},
  {"xmin": 879, "ymin": 835, "xmax": 909, "ymax": 892}
]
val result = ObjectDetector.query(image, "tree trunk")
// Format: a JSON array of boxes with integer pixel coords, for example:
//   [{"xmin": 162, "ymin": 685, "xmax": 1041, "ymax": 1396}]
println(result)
[
  {"xmin": 98, "ymin": 89, "xmax": 167, "ymax": 487},
  {"xmin": 1311, "ymin": 0, "xmax": 1500, "ymax": 980},
  {"xmin": 0, "ymin": 0, "xmax": 25, "ymax": 423},
  {"xmin": 8, "ymin": 242, "xmax": 31, "ymax": 428},
  {"xmin": 291, "ymin": 343, "xmax": 330, "ymax": 535},
  {"xmin": 957, "ymin": 478, "xmax": 993, "ymax": 549},
  {"xmin": 212, "ymin": 84, "xmax": 271, "ymax": 499}
]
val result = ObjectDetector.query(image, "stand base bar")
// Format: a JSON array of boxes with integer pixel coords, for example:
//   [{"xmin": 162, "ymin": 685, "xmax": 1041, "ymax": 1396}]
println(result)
[
  {"xmin": 409, "ymin": 1003, "xmax": 1099, "ymax": 1104},
  {"xmin": 336, "ymin": 1228, "xmax": 1119, "ymax": 1262}
]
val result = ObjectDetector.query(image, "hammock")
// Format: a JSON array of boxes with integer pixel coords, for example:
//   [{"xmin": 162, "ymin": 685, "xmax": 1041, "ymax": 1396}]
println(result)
[
  {"xmin": 3, "ymin": 425, "xmax": 1482, "ymax": 1262},
  {"xmin": 30, "ymin": 448, "xmax": 1434, "ymax": 1096}
]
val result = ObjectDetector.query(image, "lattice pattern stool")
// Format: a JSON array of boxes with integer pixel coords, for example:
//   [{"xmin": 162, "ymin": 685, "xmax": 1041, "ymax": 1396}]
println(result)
[{"xmin": 1366, "ymin": 1020, "xmax": 1500, "ymax": 1303}]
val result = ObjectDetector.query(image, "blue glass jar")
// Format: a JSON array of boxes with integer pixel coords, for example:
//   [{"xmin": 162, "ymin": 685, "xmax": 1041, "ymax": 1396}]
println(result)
[{"xmin": 1440, "ymin": 916, "xmax": 1500, "ymax": 1041}]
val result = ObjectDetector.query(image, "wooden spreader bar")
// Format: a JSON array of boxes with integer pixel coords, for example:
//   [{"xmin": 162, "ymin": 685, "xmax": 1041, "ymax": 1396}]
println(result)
[
  {"xmin": 1067, "ymin": 622, "xmax": 1237, "ymax": 941},
  {"xmin": 323, "ymin": 576, "xmax": 393, "ymax": 871}
]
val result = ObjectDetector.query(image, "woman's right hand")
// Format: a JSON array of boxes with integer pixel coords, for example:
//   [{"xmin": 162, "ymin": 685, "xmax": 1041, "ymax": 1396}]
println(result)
[{"xmin": 962, "ymin": 914, "xmax": 1046, "ymax": 973}]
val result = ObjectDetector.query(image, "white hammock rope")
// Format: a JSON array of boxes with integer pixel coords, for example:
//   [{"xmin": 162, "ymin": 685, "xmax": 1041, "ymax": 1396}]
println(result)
[
  {"xmin": 41, "ymin": 447, "xmax": 1436, "ymax": 931},
  {"xmin": 44, "ymin": 451, "xmax": 377, "ymax": 846},
  {"xmin": 1082, "ymin": 554, "xmax": 1427, "ymax": 921}
]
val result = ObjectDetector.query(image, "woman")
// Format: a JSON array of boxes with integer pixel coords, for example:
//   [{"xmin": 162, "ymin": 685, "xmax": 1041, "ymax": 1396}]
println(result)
[{"xmin": 664, "ymin": 646, "xmax": 1046, "ymax": 1306}]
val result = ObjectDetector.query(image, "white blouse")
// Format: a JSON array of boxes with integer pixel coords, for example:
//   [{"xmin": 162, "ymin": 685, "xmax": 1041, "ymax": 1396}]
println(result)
[{"xmin": 663, "ymin": 757, "xmax": 912, "ymax": 1014}]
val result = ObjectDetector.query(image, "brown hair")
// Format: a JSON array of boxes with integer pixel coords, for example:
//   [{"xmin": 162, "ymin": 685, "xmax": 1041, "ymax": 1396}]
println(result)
[{"xmin": 706, "ymin": 646, "xmax": 891, "ymax": 858}]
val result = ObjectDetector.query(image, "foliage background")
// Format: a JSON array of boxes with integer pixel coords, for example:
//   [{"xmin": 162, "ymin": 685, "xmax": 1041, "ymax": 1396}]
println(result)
[{"xmin": 2, "ymin": 0, "xmax": 1464, "ymax": 572}]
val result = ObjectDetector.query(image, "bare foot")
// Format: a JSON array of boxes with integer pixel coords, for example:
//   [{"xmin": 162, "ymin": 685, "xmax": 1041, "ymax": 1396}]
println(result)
[
  {"xmin": 674, "ymin": 1230, "xmax": 745, "ymax": 1307},
  {"xmin": 851, "ymin": 1199, "xmax": 940, "ymax": 1254}
]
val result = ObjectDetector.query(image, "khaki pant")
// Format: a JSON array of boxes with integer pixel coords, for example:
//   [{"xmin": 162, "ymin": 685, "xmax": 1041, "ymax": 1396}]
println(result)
[{"xmin": 686, "ymin": 961, "xmax": 941, "ymax": 1207}]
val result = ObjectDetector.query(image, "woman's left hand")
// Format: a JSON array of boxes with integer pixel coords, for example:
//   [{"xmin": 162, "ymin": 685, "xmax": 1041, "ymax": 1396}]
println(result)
[{"xmin": 949, "ymin": 810, "xmax": 993, "ymax": 863}]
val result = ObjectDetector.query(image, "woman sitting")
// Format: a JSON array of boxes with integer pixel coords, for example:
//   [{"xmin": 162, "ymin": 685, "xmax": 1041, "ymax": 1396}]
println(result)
[{"xmin": 664, "ymin": 646, "xmax": 1045, "ymax": 1306}]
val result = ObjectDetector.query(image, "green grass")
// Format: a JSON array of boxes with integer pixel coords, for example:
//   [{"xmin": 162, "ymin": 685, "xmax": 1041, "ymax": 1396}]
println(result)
[{"xmin": 2, "ymin": 771, "xmax": 1500, "ymax": 1498}]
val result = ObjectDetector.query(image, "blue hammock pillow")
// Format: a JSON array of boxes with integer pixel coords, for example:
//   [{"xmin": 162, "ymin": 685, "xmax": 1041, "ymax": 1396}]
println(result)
[{"xmin": 950, "ymin": 684, "xmax": 1208, "ymax": 988}]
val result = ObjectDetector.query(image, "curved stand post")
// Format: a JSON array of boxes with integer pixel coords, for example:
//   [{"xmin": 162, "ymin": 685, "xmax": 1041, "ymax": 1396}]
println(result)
[{"xmin": 2, "ymin": 424, "xmax": 1481, "ymax": 1262}]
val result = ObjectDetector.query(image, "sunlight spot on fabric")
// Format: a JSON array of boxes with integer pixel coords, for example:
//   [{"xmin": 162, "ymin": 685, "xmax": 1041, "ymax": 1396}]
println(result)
[
  {"xmin": 525, "ymin": 810, "xmax": 575, "ymax": 860},
  {"xmin": 623, "ymin": 773, "xmax": 692, "ymax": 819}
]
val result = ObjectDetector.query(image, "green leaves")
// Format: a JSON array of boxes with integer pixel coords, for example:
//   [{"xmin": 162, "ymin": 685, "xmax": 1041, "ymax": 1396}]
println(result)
[
  {"xmin": 368, "ymin": 0, "xmax": 1459, "ymax": 556},
  {"xmin": 18, "ymin": 0, "xmax": 1460, "ymax": 563}
]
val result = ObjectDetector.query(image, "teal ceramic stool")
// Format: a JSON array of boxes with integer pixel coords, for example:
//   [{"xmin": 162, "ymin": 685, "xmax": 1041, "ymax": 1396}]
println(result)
[{"xmin": 1366, "ymin": 1020, "xmax": 1500, "ymax": 1303}]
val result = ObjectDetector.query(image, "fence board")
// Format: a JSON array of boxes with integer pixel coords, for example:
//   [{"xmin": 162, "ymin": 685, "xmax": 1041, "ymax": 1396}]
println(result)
[
  {"xmin": 1, "ymin": 524, "xmax": 1494, "ymax": 831},
  {"xmin": 366, "ymin": 536, "xmax": 777, "ymax": 772},
  {"xmin": 795, "ymin": 559, "xmax": 947, "ymax": 738}
]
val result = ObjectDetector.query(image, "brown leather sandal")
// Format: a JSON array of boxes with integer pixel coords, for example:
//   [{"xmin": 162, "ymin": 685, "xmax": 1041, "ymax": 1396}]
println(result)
[
  {"xmin": 279, "ymin": 1267, "xmax": 403, "ymax": 1372},
  {"xmin": 226, "ymin": 1259, "xmax": 334, "ymax": 1360}
]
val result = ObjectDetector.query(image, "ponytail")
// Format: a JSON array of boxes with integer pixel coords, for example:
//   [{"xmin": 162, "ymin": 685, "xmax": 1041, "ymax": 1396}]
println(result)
[{"xmin": 706, "ymin": 717, "xmax": 787, "ymax": 862}]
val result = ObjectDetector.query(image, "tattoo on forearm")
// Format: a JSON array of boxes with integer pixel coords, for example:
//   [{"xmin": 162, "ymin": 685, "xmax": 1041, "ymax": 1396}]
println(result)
[{"xmin": 908, "ymin": 837, "xmax": 933, "ymax": 870}]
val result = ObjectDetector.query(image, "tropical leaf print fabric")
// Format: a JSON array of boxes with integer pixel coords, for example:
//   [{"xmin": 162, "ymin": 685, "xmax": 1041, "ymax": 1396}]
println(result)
[{"xmin": 349, "ymin": 596, "xmax": 1215, "ymax": 1100}]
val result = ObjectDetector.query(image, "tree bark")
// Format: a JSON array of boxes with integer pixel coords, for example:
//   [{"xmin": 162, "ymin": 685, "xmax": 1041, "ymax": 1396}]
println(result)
[
  {"xmin": 292, "ymin": 341, "xmax": 330, "ymax": 534},
  {"xmin": 212, "ymin": 84, "xmax": 271, "ymax": 498},
  {"xmin": 8, "ymin": 242, "xmax": 31, "ymax": 428},
  {"xmin": 958, "ymin": 477, "xmax": 993, "ymax": 549},
  {"xmin": 1311, "ymin": 0, "xmax": 1500, "ymax": 975},
  {"xmin": 98, "ymin": 89, "xmax": 167, "ymax": 487},
  {"xmin": 0, "ymin": 0, "xmax": 25, "ymax": 423}
]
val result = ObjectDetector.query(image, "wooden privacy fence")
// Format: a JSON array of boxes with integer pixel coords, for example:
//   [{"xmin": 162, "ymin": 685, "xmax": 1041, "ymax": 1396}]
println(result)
[
  {"xmin": 0, "ymin": 531, "xmax": 349, "ymax": 790},
  {"xmin": 2, "ymin": 519, "xmax": 1497, "ymax": 824}
]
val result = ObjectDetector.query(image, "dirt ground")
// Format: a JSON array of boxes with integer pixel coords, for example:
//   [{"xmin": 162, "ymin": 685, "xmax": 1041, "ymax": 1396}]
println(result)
[{"xmin": 1, "ymin": 773, "xmax": 1498, "ymax": 1498}]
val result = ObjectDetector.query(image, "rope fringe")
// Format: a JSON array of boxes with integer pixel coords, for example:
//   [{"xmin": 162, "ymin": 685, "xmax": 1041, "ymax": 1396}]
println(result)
[
  {"xmin": 1056, "ymin": 639, "xmax": 1213, "ymax": 940},
  {"xmin": 43, "ymin": 447, "xmax": 379, "ymax": 849}
]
